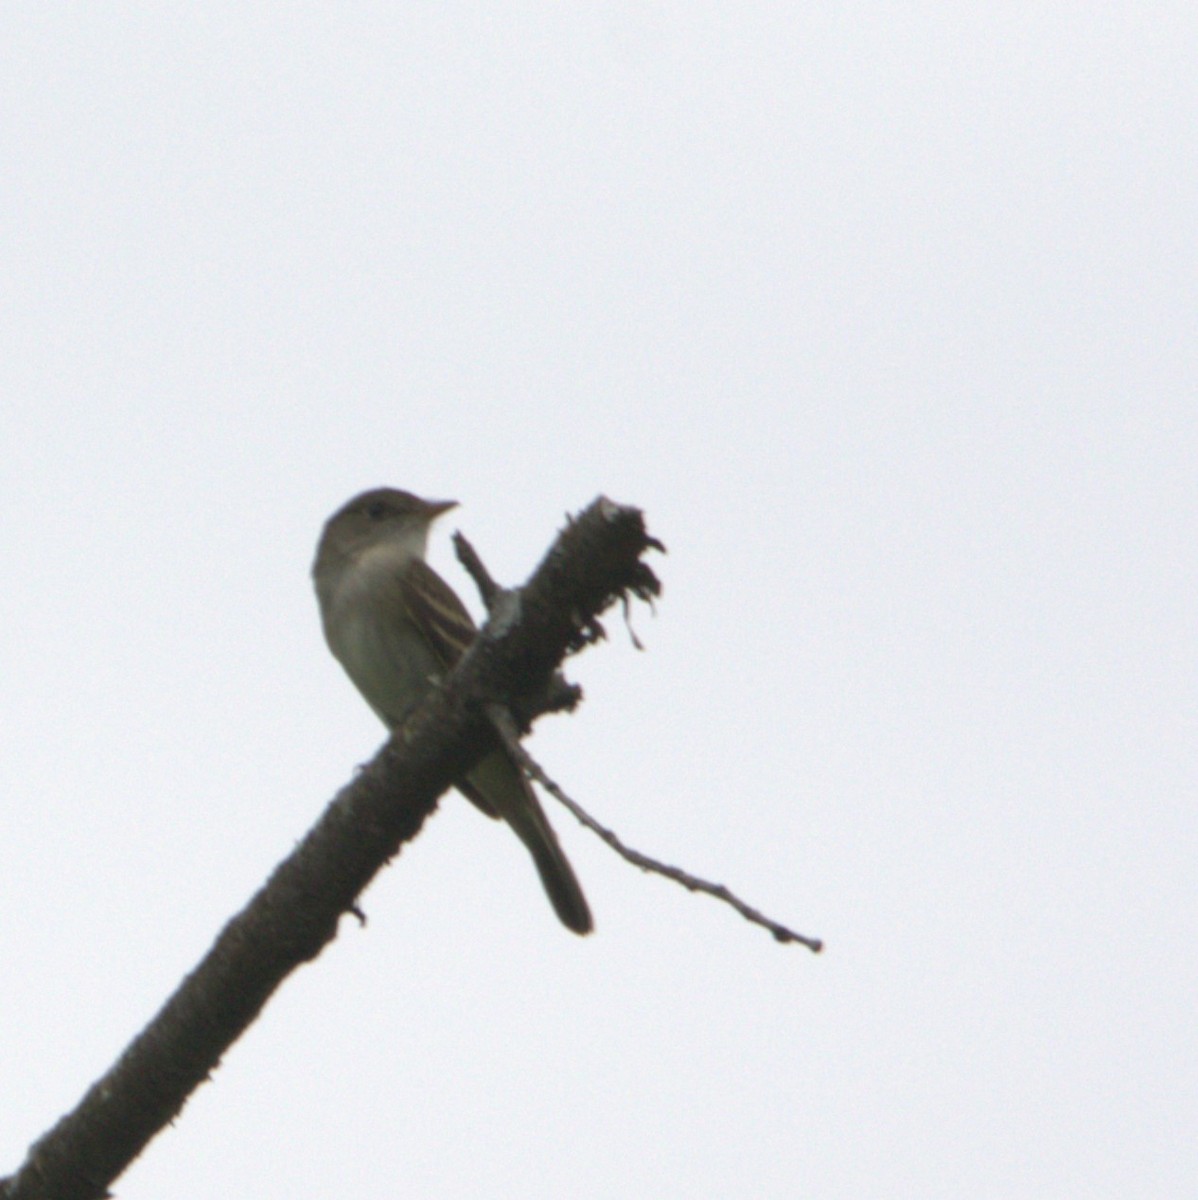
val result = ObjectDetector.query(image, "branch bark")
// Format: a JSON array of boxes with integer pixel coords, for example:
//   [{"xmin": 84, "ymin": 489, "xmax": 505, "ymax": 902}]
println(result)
[{"xmin": 2, "ymin": 497, "xmax": 661, "ymax": 1200}]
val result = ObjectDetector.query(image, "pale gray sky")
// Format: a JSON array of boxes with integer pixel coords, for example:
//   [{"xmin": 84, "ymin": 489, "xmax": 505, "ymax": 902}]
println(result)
[{"xmin": 2, "ymin": 6, "xmax": 1194, "ymax": 1198}]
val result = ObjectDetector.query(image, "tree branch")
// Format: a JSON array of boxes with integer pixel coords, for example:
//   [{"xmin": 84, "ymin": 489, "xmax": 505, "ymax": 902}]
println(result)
[
  {"xmin": 1, "ymin": 496, "xmax": 662, "ymax": 1200},
  {"xmin": 486, "ymin": 706, "xmax": 823, "ymax": 953}
]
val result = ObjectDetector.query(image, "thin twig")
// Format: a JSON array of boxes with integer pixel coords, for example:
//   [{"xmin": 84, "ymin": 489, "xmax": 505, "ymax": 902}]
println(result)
[
  {"xmin": 452, "ymin": 530, "xmax": 500, "ymax": 607},
  {"xmin": 485, "ymin": 705, "xmax": 823, "ymax": 953}
]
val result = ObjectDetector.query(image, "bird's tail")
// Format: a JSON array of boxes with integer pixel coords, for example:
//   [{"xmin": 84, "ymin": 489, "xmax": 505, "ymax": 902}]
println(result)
[{"xmin": 466, "ymin": 750, "xmax": 593, "ymax": 935}]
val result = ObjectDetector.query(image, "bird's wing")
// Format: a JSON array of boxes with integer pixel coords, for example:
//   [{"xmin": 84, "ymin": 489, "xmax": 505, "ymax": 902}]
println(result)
[
  {"xmin": 399, "ymin": 557, "xmax": 500, "ymax": 819},
  {"xmin": 398, "ymin": 556, "xmax": 478, "ymax": 669}
]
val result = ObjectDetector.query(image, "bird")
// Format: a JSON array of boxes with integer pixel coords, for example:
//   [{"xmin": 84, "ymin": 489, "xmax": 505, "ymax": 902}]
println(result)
[{"xmin": 313, "ymin": 487, "xmax": 592, "ymax": 935}]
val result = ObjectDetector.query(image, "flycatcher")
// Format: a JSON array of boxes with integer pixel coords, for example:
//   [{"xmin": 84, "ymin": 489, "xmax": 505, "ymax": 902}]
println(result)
[{"xmin": 313, "ymin": 487, "xmax": 593, "ymax": 935}]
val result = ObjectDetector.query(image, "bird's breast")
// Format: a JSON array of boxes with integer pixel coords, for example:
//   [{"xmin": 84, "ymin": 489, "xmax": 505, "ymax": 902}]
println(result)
[{"xmin": 324, "ymin": 568, "xmax": 443, "ymax": 728}]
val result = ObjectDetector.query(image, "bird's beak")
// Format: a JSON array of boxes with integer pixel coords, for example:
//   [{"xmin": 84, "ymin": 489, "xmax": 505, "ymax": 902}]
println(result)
[{"xmin": 425, "ymin": 498, "xmax": 459, "ymax": 519}]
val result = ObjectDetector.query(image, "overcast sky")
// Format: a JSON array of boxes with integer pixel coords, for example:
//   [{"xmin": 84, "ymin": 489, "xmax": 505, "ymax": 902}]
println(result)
[{"xmin": 2, "ymin": 6, "xmax": 1194, "ymax": 1198}]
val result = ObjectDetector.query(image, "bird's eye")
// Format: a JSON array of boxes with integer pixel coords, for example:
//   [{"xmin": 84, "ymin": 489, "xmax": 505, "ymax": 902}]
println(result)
[{"xmin": 365, "ymin": 500, "xmax": 387, "ymax": 520}]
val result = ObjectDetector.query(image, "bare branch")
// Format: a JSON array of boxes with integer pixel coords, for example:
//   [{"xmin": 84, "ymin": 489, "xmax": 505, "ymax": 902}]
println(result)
[
  {"xmin": 1, "ymin": 496, "xmax": 663, "ymax": 1200},
  {"xmin": 452, "ymin": 530, "xmax": 582, "ymax": 727},
  {"xmin": 486, "ymin": 706, "xmax": 824, "ymax": 954}
]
